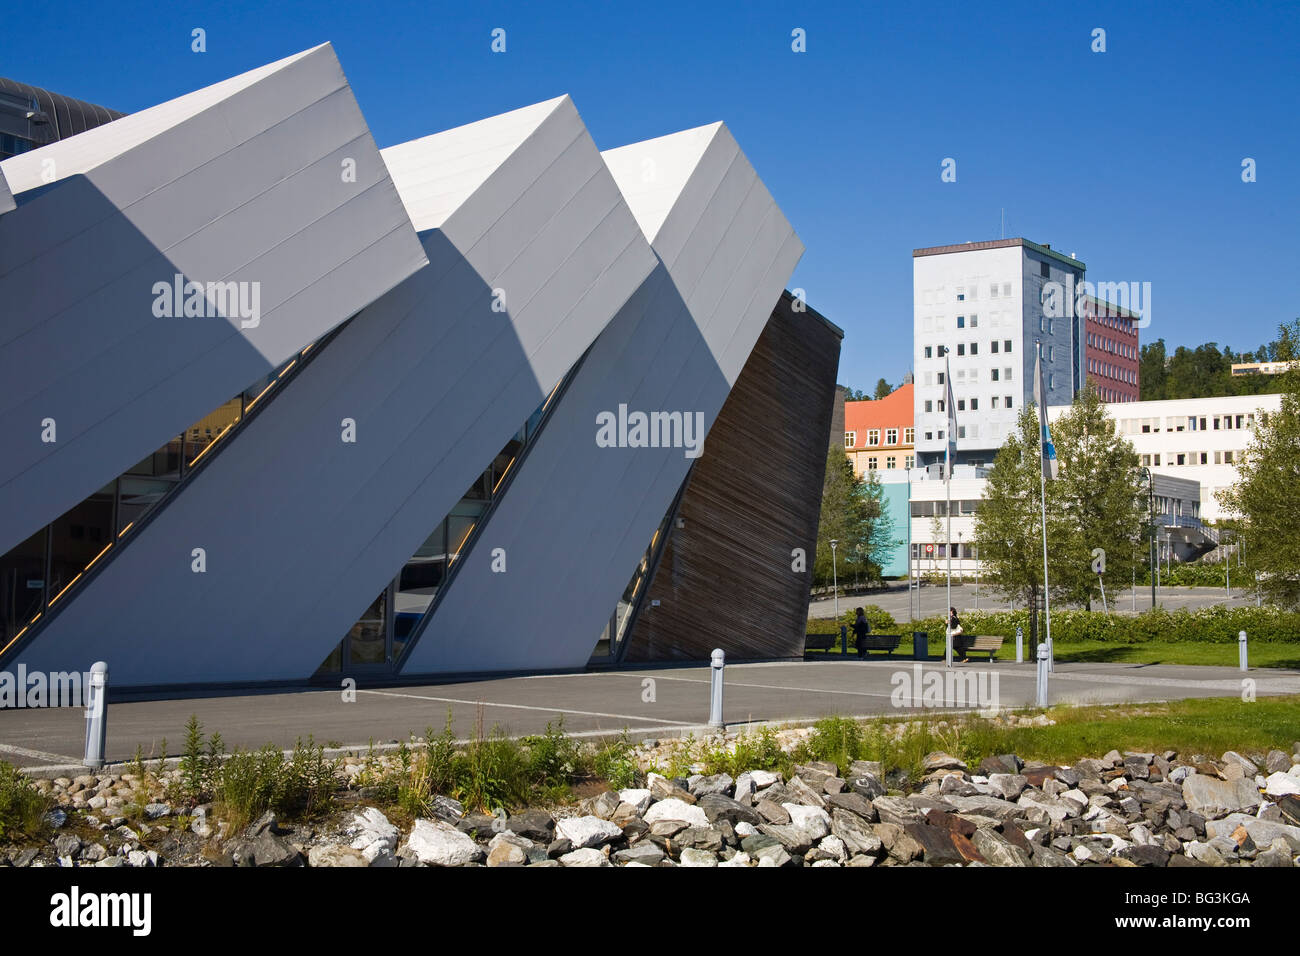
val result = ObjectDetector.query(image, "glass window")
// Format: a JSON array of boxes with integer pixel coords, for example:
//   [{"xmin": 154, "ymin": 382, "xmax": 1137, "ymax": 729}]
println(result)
[
  {"xmin": 0, "ymin": 527, "xmax": 47, "ymax": 643},
  {"xmin": 886, "ymin": 428, "xmax": 898, "ymax": 444},
  {"xmin": 867, "ymin": 429, "xmax": 880, "ymax": 446},
  {"xmin": 345, "ymin": 591, "xmax": 388, "ymax": 665},
  {"xmin": 844, "ymin": 431, "xmax": 856, "ymax": 448}
]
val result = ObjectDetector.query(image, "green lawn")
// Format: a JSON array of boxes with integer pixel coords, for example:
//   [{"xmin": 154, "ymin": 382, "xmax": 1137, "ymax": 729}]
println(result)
[{"xmin": 918, "ymin": 696, "xmax": 1300, "ymax": 767}]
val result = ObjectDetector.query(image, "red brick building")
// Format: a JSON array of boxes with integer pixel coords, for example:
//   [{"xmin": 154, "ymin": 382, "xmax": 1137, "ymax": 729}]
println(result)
[{"xmin": 1082, "ymin": 295, "xmax": 1140, "ymax": 402}]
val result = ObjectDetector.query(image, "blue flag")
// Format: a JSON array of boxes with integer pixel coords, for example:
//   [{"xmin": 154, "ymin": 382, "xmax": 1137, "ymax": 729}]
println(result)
[{"xmin": 1034, "ymin": 344, "xmax": 1058, "ymax": 480}]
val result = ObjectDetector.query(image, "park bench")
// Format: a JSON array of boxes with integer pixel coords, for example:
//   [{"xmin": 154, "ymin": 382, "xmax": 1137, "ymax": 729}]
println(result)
[
  {"xmin": 804, "ymin": 633, "xmax": 839, "ymax": 657},
  {"xmin": 960, "ymin": 635, "xmax": 1005, "ymax": 661},
  {"xmin": 856, "ymin": 634, "xmax": 902, "ymax": 657}
]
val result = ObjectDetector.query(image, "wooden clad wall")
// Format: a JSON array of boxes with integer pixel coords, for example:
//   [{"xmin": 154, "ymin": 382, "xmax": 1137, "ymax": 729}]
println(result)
[{"xmin": 621, "ymin": 292, "xmax": 844, "ymax": 662}]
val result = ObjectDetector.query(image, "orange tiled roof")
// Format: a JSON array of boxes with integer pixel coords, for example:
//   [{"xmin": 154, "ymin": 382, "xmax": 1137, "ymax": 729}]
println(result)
[{"xmin": 844, "ymin": 384, "xmax": 913, "ymax": 449}]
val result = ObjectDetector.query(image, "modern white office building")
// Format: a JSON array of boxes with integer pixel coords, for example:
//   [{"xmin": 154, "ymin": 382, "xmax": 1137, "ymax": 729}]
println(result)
[
  {"xmin": 913, "ymin": 238, "xmax": 1086, "ymax": 470},
  {"xmin": 1049, "ymin": 393, "xmax": 1283, "ymax": 523}
]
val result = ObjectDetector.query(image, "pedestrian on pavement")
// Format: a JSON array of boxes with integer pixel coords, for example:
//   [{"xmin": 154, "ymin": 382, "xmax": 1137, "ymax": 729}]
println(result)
[
  {"xmin": 852, "ymin": 607, "xmax": 870, "ymax": 656},
  {"xmin": 948, "ymin": 606, "xmax": 968, "ymax": 663}
]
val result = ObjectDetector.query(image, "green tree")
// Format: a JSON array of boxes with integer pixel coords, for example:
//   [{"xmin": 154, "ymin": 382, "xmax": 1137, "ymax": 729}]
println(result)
[
  {"xmin": 1218, "ymin": 321, "xmax": 1300, "ymax": 607},
  {"xmin": 873, "ymin": 378, "xmax": 893, "ymax": 399},
  {"xmin": 1048, "ymin": 385, "xmax": 1147, "ymax": 609},
  {"xmin": 928, "ymin": 514, "xmax": 943, "ymax": 574},
  {"xmin": 973, "ymin": 405, "xmax": 1048, "ymax": 608},
  {"xmin": 814, "ymin": 449, "xmax": 892, "ymax": 587},
  {"xmin": 1139, "ymin": 338, "xmax": 1168, "ymax": 400}
]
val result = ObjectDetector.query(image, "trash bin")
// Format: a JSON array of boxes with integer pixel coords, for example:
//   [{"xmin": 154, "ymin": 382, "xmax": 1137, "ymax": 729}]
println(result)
[{"xmin": 913, "ymin": 631, "xmax": 928, "ymax": 661}]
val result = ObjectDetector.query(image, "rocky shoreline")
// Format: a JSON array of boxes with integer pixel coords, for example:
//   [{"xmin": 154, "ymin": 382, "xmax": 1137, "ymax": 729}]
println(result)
[{"xmin": 4, "ymin": 733, "xmax": 1299, "ymax": 867}]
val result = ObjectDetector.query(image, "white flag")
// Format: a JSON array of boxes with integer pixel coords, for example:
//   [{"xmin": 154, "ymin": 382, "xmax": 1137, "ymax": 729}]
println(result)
[{"xmin": 944, "ymin": 351, "xmax": 957, "ymax": 479}]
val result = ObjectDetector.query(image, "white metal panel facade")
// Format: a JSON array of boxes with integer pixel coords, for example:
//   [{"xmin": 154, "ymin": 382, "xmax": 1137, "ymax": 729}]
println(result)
[
  {"xmin": 18, "ymin": 97, "xmax": 655, "ymax": 685},
  {"xmin": 402, "ymin": 123, "xmax": 803, "ymax": 675},
  {"xmin": 0, "ymin": 44, "xmax": 427, "ymax": 555}
]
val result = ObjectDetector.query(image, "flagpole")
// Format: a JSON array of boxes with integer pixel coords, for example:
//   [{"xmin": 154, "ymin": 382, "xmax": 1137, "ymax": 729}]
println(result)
[
  {"xmin": 1037, "ymin": 341, "xmax": 1054, "ymax": 672},
  {"xmin": 944, "ymin": 347, "xmax": 953, "ymax": 669},
  {"xmin": 946, "ymin": 462, "xmax": 952, "ymax": 668},
  {"xmin": 1041, "ymin": 455, "xmax": 1052, "ymax": 671}
]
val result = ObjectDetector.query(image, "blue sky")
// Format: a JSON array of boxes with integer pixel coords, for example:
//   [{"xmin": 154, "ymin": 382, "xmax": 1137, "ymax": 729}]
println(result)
[{"xmin": 5, "ymin": 0, "xmax": 1297, "ymax": 392}]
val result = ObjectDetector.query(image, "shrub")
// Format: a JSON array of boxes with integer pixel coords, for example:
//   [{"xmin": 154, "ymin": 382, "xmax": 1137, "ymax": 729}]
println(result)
[
  {"xmin": 176, "ymin": 714, "xmax": 224, "ymax": 806},
  {"xmin": 903, "ymin": 605, "xmax": 1300, "ymax": 645},
  {"xmin": 0, "ymin": 762, "xmax": 50, "ymax": 842},
  {"xmin": 799, "ymin": 716, "xmax": 866, "ymax": 775},
  {"xmin": 806, "ymin": 604, "xmax": 899, "ymax": 636},
  {"xmin": 216, "ymin": 737, "xmax": 339, "ymax": 831},
  {"xmin": 454, "ymin": 723, "xmax": 530, "ymax": 812},
  {"xmin": 523, "ymin": 718, "xmax": 581, "ymax": 797},
  {"xmin": 592, "ymin": 732, "xmax": 638, "ymax": 790}
]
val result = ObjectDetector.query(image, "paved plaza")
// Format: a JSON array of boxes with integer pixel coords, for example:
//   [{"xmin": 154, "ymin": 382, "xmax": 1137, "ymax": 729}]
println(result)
[{"xmin": 2, "ymin": 657, "xmax": 1295, "ymax": 773}]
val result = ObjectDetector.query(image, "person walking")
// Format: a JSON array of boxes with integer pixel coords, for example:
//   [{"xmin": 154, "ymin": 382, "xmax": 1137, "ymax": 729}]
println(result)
[
  {"xmin": 852, "ymin": 607, "xmax": 870, "ymax": 657},
  {"xmin": 947, "ymin": 606, "xmax": 968, "ymax": 663}
]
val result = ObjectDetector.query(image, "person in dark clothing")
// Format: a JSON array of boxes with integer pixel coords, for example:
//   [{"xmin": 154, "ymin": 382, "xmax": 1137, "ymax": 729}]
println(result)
[
  {"xmin": 852, "ymin": 607, "xmax": 870, "ymax": 656},
  {"xmin": 948, "ymin": 606, "xmax": 968, "ymax": 663}
]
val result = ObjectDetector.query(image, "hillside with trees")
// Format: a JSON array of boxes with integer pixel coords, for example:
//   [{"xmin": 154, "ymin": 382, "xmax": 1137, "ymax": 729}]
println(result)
[{"xmin": 1138, "ymin": 323, "xmax": 1298, "ymax": 400}]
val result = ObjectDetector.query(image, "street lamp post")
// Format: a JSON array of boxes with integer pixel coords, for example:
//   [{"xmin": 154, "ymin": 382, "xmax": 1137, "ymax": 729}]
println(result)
[
  {"xmin": 957, "ymin": 531, "xmax": 963, "ymax": 586},
  {"xmin": 1224, "ymin": 530, "xmax": 1231, "ymax": 599},
  {"xmin": 1006, "ymin": 538, "xmax": 1014, "ymax": 613},
  {"xmin": 1139, "ymin": 467, "xmax": 1156, "ymax": 609},
  {"xmin": 830, "ymin": 539, "xmax": 839, "ymax": 625}
]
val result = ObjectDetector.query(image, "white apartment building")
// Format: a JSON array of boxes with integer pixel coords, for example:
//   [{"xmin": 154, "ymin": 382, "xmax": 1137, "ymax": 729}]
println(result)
[
  {"xmin": 1049, "ymin": 393, "xmax": 1283, "ymax": 523},
  {"xmin": 913, "ymin": 238, "xmax": 1085, "ymax": 470},
  {"xmin": 897, "ymin": 464, "xmax": 1204, "ymax": 584}
]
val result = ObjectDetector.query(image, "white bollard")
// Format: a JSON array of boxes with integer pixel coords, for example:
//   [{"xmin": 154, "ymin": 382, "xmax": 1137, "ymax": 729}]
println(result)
[
  {"xmin": 1015, "ymin": 626, "xmax": 1024, "ymax": 664},
  {"xmin": 1238, "ymin": 630, "xmax": 1248, "ymax": 672},
  {"xmin": 708, "ymin": 648, "xmax": 725, "ymax": 728},
  {"xmin": 83, "ymin": 661, "xmax": 109, "ymax": 770},
  {"xmin": 1035, "ymin": 642, "xmax": 1049, "ymax": 709}
]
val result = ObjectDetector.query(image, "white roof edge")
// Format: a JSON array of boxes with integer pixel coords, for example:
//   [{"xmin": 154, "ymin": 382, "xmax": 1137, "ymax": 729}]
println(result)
[
  {"xmin": 381, "ymin": 95, "xmax": 573, "ymax": 232},
  {"xmin": 600, "ymin": 122, "xmax": 726, "ymax": 242},
  {"xmin": 0, "ymin": 44, "xmax": 332, "ymax": 195}
]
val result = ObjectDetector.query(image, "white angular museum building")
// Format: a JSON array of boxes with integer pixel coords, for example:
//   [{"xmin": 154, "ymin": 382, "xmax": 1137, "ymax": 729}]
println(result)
[{"xmin": 0, "ymin": 45, "xmax": 843, "ymax": 691}]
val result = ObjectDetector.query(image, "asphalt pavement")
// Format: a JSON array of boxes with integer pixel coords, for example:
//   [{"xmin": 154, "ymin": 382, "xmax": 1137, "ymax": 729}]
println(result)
[{"xmin": 2, "ymin": 656, "xmax": 1295, "ymax": 773}]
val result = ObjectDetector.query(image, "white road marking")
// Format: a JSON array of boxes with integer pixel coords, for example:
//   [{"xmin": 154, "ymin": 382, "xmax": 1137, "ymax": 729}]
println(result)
[
  {"xmin": 0, "ymin": 742, "xmax": 80, "ymax": 763},
  {"xmin": 356, "ymin": 689, "xmax": 697, "ymax": 726}
]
